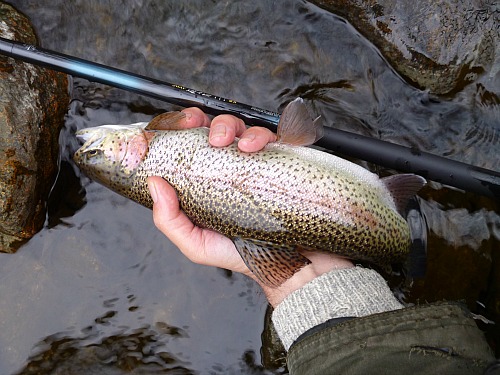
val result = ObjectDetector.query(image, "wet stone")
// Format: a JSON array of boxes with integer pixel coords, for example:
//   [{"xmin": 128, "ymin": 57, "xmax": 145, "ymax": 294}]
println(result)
[
  {"xmin": 310, "ymin": 0, "xmax": 499, "ymax": 95},
  {"xmin": 0, "ymin": 3, "xmax": 69, "ymax": 253}
]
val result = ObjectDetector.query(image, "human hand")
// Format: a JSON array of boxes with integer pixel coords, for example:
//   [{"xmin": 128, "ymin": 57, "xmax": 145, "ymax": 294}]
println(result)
[
  {"xmin": 147, "ymin": 108, "xmax": 353, "ymax": 307},
  {"xmin": 163, "ymin": 107, "xmax": 277, "ymax": 152}
]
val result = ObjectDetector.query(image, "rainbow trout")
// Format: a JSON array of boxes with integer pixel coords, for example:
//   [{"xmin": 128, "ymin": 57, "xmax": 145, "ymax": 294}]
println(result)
[{"xmin": 74, "ymin": 98, "xmax": 425, "ymax": 287}]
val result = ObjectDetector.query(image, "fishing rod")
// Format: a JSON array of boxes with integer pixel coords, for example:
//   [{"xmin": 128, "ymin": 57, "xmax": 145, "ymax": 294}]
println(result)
[{"xmin": 0, "ymin": 37, "xmax": 498, "ymax": 199}]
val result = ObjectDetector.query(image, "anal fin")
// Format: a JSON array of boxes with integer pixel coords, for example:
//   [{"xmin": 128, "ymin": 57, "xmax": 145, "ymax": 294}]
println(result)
[{"xmin": 233, "ymin": 238, "xmax": 310, "ymax": 288}]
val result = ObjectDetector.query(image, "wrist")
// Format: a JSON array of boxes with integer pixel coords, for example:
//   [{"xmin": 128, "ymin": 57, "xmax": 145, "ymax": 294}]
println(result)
[
  {"xmin": 260, "ymin": 251, "xmax": 354, "ymax": 307},
  {"xmin": 271, "ymin": 266, "xmax": 404, "ymax": 350}
]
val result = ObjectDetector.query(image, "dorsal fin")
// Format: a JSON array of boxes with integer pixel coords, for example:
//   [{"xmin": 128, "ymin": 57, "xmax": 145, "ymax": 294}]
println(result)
[
  {"xmin": 382, "ymin": 174, "xmax": 426, "ymax": 214},
  {"xmin": 146, "ymin": 111, "xmax": 187, "ymax": 130},
  {"xmin": 277, "ymin": 98, "xmax": 323, "ymax": 146}
]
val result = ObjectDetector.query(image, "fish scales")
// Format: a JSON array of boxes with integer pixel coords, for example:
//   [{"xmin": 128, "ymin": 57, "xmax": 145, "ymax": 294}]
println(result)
[
  {"xmin": 74, "ymin": 99, "xmax": 425, "ymax": 286},
  {"xmin": 140, "ymin": 128, "xmax": 407, "ymax": 261}
]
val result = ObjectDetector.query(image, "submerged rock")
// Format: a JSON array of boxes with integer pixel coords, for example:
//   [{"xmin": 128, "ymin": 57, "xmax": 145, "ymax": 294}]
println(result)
[
  {"xmin": 0, "ymin": 3, "xmax": 69, "ymax": 253},
  {"xmin": 310, "ymin": 0, "xmax": 498, "ymax": 95}
]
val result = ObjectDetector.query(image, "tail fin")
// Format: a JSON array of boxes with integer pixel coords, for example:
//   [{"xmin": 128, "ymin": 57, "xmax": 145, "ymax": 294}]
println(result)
[
  {"xmin": 406, "ymin": 197, "xmax": 428, "ymax": 278},
  {"xmin": 381, "ymin": 174, "xmax": 427, "ymax": 278}
]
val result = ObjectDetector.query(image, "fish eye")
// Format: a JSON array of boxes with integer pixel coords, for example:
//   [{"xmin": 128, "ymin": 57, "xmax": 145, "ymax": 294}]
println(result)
[{"xmin": 86, "ymin": 149, "xmax": 102, "ymax": 158}]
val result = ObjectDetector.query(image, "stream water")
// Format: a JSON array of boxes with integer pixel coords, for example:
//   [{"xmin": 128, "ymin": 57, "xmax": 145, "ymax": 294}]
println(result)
[{"xmin": 1, "ymin": 1, "xmax": 499, "ymax": 373}]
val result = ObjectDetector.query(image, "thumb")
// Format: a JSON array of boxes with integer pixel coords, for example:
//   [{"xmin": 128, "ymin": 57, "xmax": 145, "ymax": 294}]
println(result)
[
  {"xmin": 147, "ymin": 176, "xmax": 196, "ymax": 243},
  {"xmin": 146, "ymin": 176, "xmax": 249, "ymax": 273}
]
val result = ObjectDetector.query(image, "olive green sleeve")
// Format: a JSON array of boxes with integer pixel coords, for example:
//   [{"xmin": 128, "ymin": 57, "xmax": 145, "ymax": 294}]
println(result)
[
  {"xmin": 286, "ymin": 302, "xmax": 496, "ymax": 375},
  {"xmin": 271, "ymin": 266, "xmax": 404, "ymax": 350}
]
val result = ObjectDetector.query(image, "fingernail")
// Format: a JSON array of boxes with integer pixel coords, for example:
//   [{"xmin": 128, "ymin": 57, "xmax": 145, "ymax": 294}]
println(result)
[
  {"xmin": 210, "ymin": 124, "xmax": 226, "ymax": 140},
  {"xmin": 240, "ymin": 133, "xmax": 256, "ymax": 143},
  {"xmin": 147, "ymin": 179, "xmax": 158, "ymax": 203}
]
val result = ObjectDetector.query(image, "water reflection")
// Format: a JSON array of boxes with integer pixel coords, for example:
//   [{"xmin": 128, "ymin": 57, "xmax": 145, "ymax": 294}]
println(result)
[
  {"xmin": 2, "ymin": 0, "xmax": 499, "ymax": 373},
  {"xmin": 17, "ymin": 325, "xmax": 193, "ymax": 375}
]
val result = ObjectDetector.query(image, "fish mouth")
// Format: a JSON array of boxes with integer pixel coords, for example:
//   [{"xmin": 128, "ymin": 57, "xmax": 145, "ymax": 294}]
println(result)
[
  {"xmin": 76, "ymin": 123, "xmax": 149, "ymax": 142},
  {"xmin": 75, "ymin": 128, "xmax": 108, "ymax": 155},
  {"xmin": 75, "ymin": 122, "xmax": 149, "ymax": 150},
  {"xmin": 74, "ymin": 122, "xmax": 151, "ymax": 177},
  {"xmin": 75, "ymin": 126, "xmax": 106, "ymax": 142},
  {"xmin": 75, "ymin": 129, "xmax": 97, "ymax": 144}
]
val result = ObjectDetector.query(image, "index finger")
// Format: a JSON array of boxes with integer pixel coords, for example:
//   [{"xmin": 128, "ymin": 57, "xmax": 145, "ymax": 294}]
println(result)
[{"xmin": 180, "ymin": 107, "xmax": 212, "ymax": 128}]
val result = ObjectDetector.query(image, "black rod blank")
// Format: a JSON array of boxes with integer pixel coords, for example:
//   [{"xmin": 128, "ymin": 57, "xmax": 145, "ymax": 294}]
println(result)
[{"xmin": 0, "ymin": 37, "xmax": 498, "ymax": 199}]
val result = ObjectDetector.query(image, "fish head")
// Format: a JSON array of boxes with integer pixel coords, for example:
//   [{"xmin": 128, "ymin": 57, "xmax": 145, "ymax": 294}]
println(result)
[{"xmin": 74, "ymin": 123, "xmax": 151, "ymax": 186}]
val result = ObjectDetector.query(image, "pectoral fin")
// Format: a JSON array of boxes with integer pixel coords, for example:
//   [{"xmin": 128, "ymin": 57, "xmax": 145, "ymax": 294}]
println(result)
[
  {"xmin": 233, "ymin": 238, "xmax": 311, "ymax": 287},
  {"xmin": 146, "ymin": 111, "xmax": 187, "ymax": 130}
]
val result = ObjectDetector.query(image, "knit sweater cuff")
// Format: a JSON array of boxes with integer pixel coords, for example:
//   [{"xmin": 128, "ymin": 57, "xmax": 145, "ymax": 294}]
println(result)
[{"xmin": 271, "ymin": 267, "xmax": 404, "ymax": 350}]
